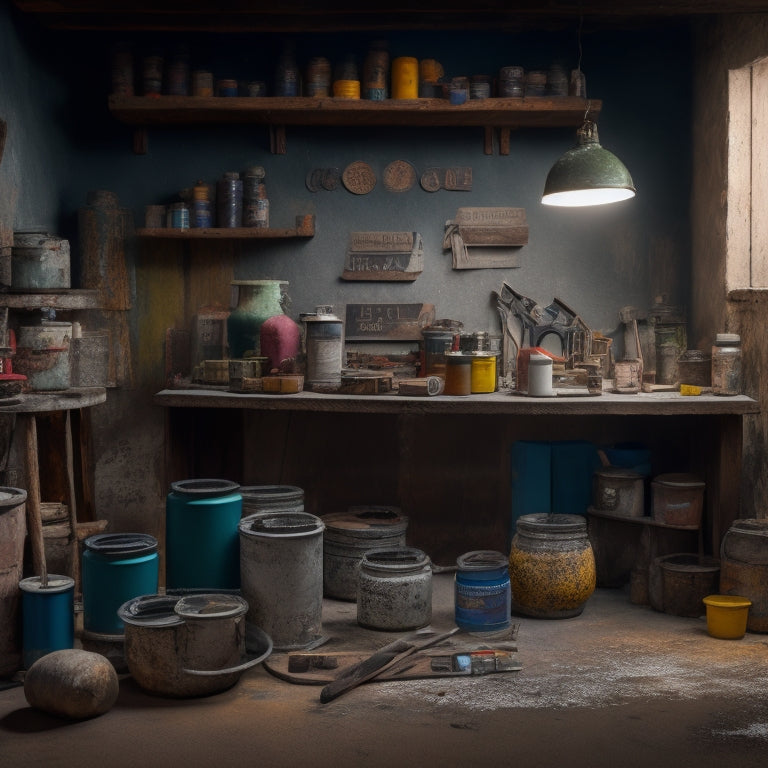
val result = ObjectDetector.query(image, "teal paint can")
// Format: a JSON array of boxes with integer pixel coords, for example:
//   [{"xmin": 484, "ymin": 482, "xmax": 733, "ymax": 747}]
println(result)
[
  {"xmin": 19, "ymin": 575, "xmax": 75, "ymax": 669},
  {"xmin": 82, "ymin": 533, "xmax": 159, "ymax": 635},
  {"xmin": 166, "ymin": 479, "xmax": 242, "ymax": 591},
  {"xmin": 454, "ymin": 550, "xmax": 511, "ymax": 632}
]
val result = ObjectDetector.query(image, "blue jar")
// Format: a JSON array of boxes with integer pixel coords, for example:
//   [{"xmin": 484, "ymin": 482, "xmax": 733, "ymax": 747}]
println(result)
[
  {"xmin": 166, "ymin": 479, "xmax": 242, "ymax": 591},
  {"xmin": 454, "ymin": 550, "xmax": 511, "ymax": 631},
  {"xmin": 82, "ymin": 533, "xmax": 159, "ymax": 635},
  {"xmin": 19, "ymin": 575, "xmax": 75, "ymax": 669}
]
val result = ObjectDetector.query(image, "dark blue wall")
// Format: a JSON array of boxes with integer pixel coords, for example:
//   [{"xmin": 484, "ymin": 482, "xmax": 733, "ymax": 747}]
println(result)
[{"xmin": 2, "ymin": 11, "xmax": 692, "ymax": 346}]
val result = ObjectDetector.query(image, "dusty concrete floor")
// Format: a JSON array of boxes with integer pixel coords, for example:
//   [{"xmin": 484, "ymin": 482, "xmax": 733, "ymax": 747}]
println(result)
[{"xmin": 2, "ymin": 574, "xmax": 768, "ymax": 768}]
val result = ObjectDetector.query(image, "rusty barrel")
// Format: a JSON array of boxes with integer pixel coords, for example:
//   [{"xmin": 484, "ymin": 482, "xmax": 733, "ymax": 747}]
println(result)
[{"xmin": 720, "ymin": 518, "xmax": 768, "ymax": 632}]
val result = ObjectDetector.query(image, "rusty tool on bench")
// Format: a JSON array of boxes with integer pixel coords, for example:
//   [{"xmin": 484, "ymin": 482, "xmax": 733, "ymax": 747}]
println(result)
[{"xmin": 319, "ymin": 627, "xmax": 459, "ymax": 704}]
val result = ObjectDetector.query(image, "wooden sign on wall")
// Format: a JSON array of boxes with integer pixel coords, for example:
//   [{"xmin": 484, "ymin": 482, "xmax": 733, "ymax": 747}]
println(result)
[
  {"xmin": 344, "ymin": 302, "xmax": 436, "ymax": 341},
  {"xmin": 341, "ymin": 231, "xmax": 423, "ymax": 281}
]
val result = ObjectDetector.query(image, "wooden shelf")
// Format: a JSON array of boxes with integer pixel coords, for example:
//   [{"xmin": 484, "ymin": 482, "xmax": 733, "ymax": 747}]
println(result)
[
  {"xmin": 109, "ymin": 95, "xmax": 600, "ymax": 154},
  {"xmin": 136, "ymin": 216, "xmax": 315, "ymax": 240},
  {"xmin": 109, "ymin": 95, "xmax": 600, "ymax": 128},
  {"xmin": 2, "ymin": 290, "xmax": 101, "ymax": 310}
]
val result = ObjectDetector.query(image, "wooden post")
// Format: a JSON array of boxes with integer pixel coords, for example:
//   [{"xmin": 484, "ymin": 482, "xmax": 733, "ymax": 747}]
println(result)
[{"xmin": 22, "ymin": 414, "xmax": 47, "ymax": 586}]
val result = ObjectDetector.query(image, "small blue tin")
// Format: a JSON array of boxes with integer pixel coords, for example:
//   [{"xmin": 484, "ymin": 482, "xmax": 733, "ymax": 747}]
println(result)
[
  {"xmin": 454, "ymin": 550, "xmax": 511, "ymax": 632},
  {"xmin": 19, "ymin": 575, "xmax": 75, "ymax": 669}
]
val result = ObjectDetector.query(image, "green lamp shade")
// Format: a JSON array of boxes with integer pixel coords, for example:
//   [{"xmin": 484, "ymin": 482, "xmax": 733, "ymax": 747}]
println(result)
[{"xmin": 542, "ymin": 121, "xmax": 635, "ymax": 207}]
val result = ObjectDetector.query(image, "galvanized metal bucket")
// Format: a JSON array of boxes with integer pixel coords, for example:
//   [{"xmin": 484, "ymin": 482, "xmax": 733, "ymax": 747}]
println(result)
[{"xmin": 239, "ymin": 511, "xmax": 324, "ymax": 651}]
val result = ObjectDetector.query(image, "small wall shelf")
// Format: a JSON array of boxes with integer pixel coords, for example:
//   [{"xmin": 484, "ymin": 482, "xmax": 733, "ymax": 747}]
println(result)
[{"xmin": 136, "ymin": 215, "xmax": 315, "ymax": 240}]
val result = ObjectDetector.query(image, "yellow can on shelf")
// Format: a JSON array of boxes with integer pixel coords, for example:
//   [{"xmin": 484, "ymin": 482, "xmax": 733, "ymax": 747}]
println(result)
[
  {"xmin": 392, "ymin": 57, "xmax": 419, "ymax": 99},
  {"xmin": 470, "ymin": 351, "xmax": 497, "ymax": 393}
]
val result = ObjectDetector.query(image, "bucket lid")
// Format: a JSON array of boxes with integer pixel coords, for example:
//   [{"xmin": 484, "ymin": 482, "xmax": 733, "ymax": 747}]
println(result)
[
  {"xmin": 361, "ymin": 547, "xmax": 430, "ymax": 573},
  {"xmin": 595, "ymin": 467, "xmax": 644, "ymax": 481},
  {"xmin": 652, "ymin": 473, "xmax": 705, "ymax": 489},
  {"xmin": 85, "ymin": 532, "xmax": 158, "ymax": 558},
  {"xmin": 19, "ymin": 575, "xmax": 74, "ymax": 594},
  {"xmin": 727, "ymin": 518, "xmax": 768, "ymax": 536},
  {"xmin": 118, "ymin": 594, "xmax": 184, "ymax": 627},
  {"xmin": 240, "ymin": 484, "xmax": 304, "ymax": 502},
  {"xmin": 174, "ymin": 593, "xmax": 248, "ymax": 620},
  {"xmin": 516, "ymin": 513, "xmax": 588, "ymax": 534},
  {"xmin": 240, "ymin": 511, "xmax": 324, "ymax": 537},
  {"xmin": 323, "ymin": 506, "xmax": 408, "ymax": 536},
  {"xmin": 0, "ymin": 486, "xmax": 27, "ymax": 512},
  {"xmin": 658, "ymin": 553, "xmax": 720, "ymax": 574},
  {"xmin": 170, "ymin": 478, "xmax": 240, "ymax": 497},
  {"xmin": 703, "ymin": 594, "xmax": 751, "ymax": 609},
  {"xmin": 456, "ymin": 550, "xmax": 508, "ymax": 571}
]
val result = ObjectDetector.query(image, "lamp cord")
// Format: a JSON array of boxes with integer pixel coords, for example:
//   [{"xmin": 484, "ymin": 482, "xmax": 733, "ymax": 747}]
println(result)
[{"xmin": 577, "ymin": 6, "xmax": 592, "ymax": 123}]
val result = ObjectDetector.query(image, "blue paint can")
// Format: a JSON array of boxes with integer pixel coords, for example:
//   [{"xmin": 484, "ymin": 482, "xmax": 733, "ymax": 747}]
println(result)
[
  {"xmin": 454, "ymin": 550, "xmax": 511, "ymax": 632},
  {"xmin": 19, "ymin": 575, "xmax": 75, "ymax": 669},
  {"xmin": 166, "ymin": 479, "xmax": 242, "ymax": 591},
  {"xmin": 82, "ymin": 533, "xmax": 159, "ymax": 635}
]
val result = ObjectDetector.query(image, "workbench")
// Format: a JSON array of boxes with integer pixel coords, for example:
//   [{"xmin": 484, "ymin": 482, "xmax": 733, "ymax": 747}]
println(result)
[{"xmin": 153, "ymin": 388, "xmax": 758, "ymax": 564}]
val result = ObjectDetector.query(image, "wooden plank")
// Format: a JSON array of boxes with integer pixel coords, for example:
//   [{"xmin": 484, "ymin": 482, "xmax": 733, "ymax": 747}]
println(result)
[
  {"xmin": 453, "ymin": 207, "xmax": 529, "ymax": 246},
  {"xmin": 341, "ymin": 231, "xmax": 423, "ymax": 282},
  {"xmin": 108, "ymin": 95, "xmax": 602, "ymax": 129},
  {"xmin": 344, "ymin": 303, "xmax": 435, "ymax": 341}
]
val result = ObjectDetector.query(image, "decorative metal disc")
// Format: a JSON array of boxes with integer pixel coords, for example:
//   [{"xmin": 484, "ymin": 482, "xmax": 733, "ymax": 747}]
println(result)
[
  {"xmin": 383, "ymin": 160, "xmax": 416, "ymax": 192},
  {"xmin": 342, "ymin": 161, "xmax": 377, "ymax": 195},
  {"xmin": 420, "ymin": 168, "xmax": 442, "ymax": 192}
]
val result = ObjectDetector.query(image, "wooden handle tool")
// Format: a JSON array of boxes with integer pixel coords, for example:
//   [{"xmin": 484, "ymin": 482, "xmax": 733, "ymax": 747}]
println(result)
[{"xmin": 320, "ymin": 627, "xmax": 459, "ymax": 704}]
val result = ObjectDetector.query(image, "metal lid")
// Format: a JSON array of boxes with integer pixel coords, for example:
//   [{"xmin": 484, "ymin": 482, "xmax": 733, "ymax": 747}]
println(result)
[
  {"xmin": 0, "ymin": 486, "xmax": 27, "ymax": 513},
  {"xmin": 19, "ymin": 575, "xmax": 74, "ymax": 594},
  {"xmin": 516, "ymin": 513, "xmax": 588, "ymax": 534},
  {"xmin": 714, "ymin": 333, "xmax": 740, "ymax": 345},
  {"xmin": 85, "ymin": 532, "xmax": 158, "ymax": 558},
  {"xmin": 174, "ymin": 593, "xmax": 248, "ymax": 621},
  {"xmin": 240, "ymin": 511, "xmax": 324, "ymax": 538},
  {"xmin": 170, "ymin": 478, "xmax": 240, "ymax": 497},
  {"xmin": 652, "ymin": 473, "xmax": 705, "ymax": 489},
  {"xmin": 456, "ymin": 550, "xmax": 508, "ymax": 571},
  {"xmin": 240, "ymin": 485, "xmax": 304, "ymax": 502},
  {"xmin": 118, "ymin": 594, "xmax": 184, "ymax": 627},
  {"xmin": 360, "ymin": 547, "xmax": 430, "ymax": 573},
  {"xmin": 322, "ymin": 506, "xmax": 408, "ymax": 536},
  {"xmin": 529, "ymin": 353, "xmax": 553, "ymax": 366}
]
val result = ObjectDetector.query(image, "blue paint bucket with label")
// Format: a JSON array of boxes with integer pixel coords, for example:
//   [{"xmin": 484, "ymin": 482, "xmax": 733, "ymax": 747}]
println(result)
[
  {"xmin": 82, "ymin": 533, "xmax": 159, "ymax": 635},
  {"xmin": 19, "ymin": 575, "xmax": 75, "ymax": 669},
  {"xmin": 454, "ymin": 550, "xmax": 511, "ymax": 632}
]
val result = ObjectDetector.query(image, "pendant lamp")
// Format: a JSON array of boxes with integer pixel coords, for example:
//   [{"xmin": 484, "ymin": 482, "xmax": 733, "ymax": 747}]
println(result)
[{"xmin": 541, "ymin": 118, "xmax": 636, "ymax": 207}]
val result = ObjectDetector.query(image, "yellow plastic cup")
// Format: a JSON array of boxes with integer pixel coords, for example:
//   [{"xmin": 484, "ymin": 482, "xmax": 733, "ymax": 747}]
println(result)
[{"xmin": 702, "ymin": 594, "xmax": 751, "ymax": 639}]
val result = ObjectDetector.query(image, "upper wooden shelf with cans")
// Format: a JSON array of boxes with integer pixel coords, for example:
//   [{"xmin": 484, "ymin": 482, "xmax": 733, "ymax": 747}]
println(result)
[{"xmin": 108, "ymin": 95, "xmax": 601, "ymax": 155}]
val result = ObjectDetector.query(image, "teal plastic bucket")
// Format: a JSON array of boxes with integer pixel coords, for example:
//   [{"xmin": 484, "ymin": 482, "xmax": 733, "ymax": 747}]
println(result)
[
  {"xmin": 19, "ymin": 575, "xmax": 75, "ymax": 668},
  {"xmin": 166, "ymin": 479, "xmax": 242, "ymax": 591},
  {"xmin": 82, "ymin": 533, "xmax": 159, "ymax": 635}
]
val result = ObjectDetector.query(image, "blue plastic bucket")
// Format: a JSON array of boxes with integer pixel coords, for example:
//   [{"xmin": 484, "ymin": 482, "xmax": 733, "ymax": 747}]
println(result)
[
  {"xmin": 19, "ymin": 575, "xmax": 74, "ymax": 669},
  {"xmin": 454, "ymin": 550, "xmax": 511, "ymax": 632},
  {"xmin": 166, "ymin": 479, "xmax": 242, "ymax": 591},
  {"xmin": 82, "ymin": 533, "xmax": 159, "ymax": 635}
]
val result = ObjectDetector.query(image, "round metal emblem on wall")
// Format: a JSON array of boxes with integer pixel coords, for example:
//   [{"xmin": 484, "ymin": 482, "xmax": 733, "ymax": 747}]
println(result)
[
  {"xmin": 383, "ymin": 160, "xmax": 416, "ymax": 192},
  {"xmin": 342, "ymin": 161, "xmax": 377, "ymax": 195},
  {"xmin": 420, "ymin": 168, "xmax": 442, "ymax": 192}
]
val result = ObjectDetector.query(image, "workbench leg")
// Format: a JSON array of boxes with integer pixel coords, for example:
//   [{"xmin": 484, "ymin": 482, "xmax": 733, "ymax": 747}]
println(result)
[
  {"xmin": 22, "ymin": 413, "xmax": 47, "ymax": 586},
  {"xmin": 65, "ymin": 410, "xmax": 81, "ymax": 599}
]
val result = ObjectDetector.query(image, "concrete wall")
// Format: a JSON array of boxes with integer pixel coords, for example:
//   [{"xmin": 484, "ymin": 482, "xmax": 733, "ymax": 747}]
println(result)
[
  {"xmin": 1, "ymin": 10, "xmax": 700, "ymax": 539},
  {"xmin": 692, "ymin": 16, "xmax": 768, "ymax": 519}
]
